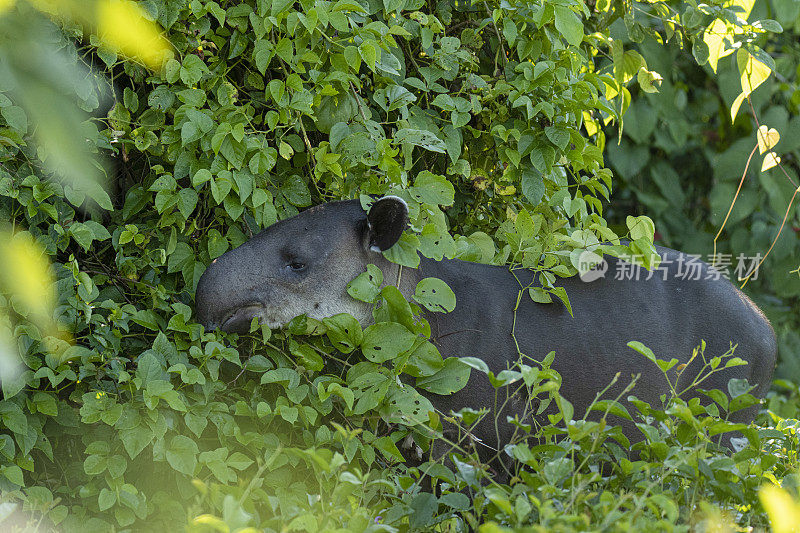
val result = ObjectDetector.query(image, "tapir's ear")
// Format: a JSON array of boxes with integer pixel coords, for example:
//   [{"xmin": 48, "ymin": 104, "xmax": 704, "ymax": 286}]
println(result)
[{"xmin": 366, "ymin": 196, "xmax": 408, "ymax": 252}]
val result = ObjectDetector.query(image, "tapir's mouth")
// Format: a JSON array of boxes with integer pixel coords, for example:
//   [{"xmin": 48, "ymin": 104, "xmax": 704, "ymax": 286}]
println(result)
[{"xmin": 220, "ymin": 304, "xmax": 266, "ymax": 333}]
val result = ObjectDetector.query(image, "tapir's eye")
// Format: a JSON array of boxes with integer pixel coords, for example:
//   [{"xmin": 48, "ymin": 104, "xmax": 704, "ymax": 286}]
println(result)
[{"xmin": 287, "ymin": 260, "xmax": 306, "ymax": 272}]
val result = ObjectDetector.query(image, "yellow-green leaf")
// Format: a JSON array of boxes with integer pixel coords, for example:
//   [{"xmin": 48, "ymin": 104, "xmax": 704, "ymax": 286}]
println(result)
[
  {"xmin": 637, "ymin": 67, "xmax": 663, "ymax": 93},
  {"xmin": 737, "ymin": 49, "xmax": 771, "ymax": 97},
  {"xmin": 757, "ymin": 125, "xmax": 780, "ymax": 154},
  {"xmin": 730, "ymin": 92, "xmax": 747, "ymax": 121},
  {"xmin": 761, "ymin": 151, "xmax": 780, "ymax": 172},
  {"xmin": 703, "ymin": 19, "xmax": 734, "ymax": 73}
]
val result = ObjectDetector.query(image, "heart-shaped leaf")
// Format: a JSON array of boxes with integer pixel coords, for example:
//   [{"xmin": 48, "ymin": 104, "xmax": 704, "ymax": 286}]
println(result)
[
  {"xmin": 757, "ymin": 125, "xmax": 780, "ymax": 154},
  {"xmin": 761, "ymin": 151, "xmax": 781, "ymax": 172}
]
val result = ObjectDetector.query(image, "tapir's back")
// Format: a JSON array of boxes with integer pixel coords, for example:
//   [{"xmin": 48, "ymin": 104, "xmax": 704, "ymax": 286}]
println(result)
[{"xmin": 421, "ymin": 248, "xmax": 776, "ymax": 450}]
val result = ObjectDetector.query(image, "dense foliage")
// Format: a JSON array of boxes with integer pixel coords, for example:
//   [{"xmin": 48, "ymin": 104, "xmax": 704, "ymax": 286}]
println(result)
[
  {"xmin": 603, "ymin": 0, "xmax": 800, "ymax": 384},
  {"xmin": 0, "ymin": 0, "xmax": 798, "ymax": 531}
]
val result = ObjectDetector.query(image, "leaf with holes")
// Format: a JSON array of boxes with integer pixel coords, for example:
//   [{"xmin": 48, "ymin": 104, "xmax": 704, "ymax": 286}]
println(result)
[
  {"xmin": 323, "ymin": 313, "xmax": 363, "ymax": 354},
  {"xmin": 381, "ymin": 384, "xmax": 434, "ymax": 425},
  {"xmin": 361, "ymin": 323, "xmax": 416, "ymax": 363},
  {"xmin": 409, "ymin": 171, "xmax": 455, "ymax": 206},
  {"xmin": 394, "ymin": 128, "xmax": 446, "ymax": 154},
  {"xmin": 413, "ymin": 277, "xmax": 456, "ymax": 313},
  {"xmin": 347, "ymin": 264, "xmax": 383, "ymax": 303},
  {"xmin": 405, "ymin": 341, "xmax": 445, "ymax": 378}
]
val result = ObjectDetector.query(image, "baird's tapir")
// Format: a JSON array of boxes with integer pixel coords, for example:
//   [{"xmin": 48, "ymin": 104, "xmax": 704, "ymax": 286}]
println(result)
[{"xmin": 195, "ymin": 196, "xmax": 777, "ymax": 463}]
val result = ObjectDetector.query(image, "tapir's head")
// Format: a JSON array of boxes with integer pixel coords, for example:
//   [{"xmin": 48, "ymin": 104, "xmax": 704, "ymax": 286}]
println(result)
[{"xmin": 195, "ymin": 196, "xmax": 408, "ymax": 333}]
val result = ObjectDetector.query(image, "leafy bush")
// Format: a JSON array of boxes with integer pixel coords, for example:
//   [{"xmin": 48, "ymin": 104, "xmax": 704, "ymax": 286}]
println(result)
[
  {"xmin": 602, "ymin": 0, "xmax": 800, "ymax": 381},
  {"xmin": 0, "ymin": 0, "xmax": 797, "ymax": 531}
]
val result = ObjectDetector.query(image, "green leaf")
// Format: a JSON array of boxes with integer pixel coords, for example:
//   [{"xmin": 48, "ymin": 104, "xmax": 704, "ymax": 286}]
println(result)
[
  {"xmin": 358, "ymin": 41, "xmax": 377, "ymax": 70},
  {"xmin": 549, "ymin": 286, "xmax": 573, "ymax": 317},
  {"xmin": 409, "ymin": 492, "xmax": 438, "ymax": 529},
  {"xmin": 207, "ymin": 229, "xmax": 229, "ymax": 260},
  {"xmin": 543, "ymin": 456, "xmax": 572, "ymax": 485},
  {"xmin": 361, "ymin": 323, "xmax": 417, "ymax": 363},
  {"xmin": 323, "ymin": 314, "xmax": 363, "ymax": 353},
  {"xmin": 350, "ymin": 372, "xmax": 390, "ymax": 415},
  {"xmin": 166, "ymin": 435, "xmax": 199, "ymax": 476},
  {"xmin": 382, "ymin": 233, "xmax": 421, "ymax": 268},
  {"xmin": 227, "ymin": 452, "xmax": 254, "ymax": 471},
  {"xmin": 290, "ymin": 342, "xmax": 324, "ymax": 372},
  {"xmin": 84, "ymin": 454, "xmax": 107, "ymax": 475},
  {"xmin": 323, "ymin": 383, "xmax": 354, "ymax": 411},
  {"xmin": 728, "ymin": 378, "xmax": 754, "ymax": 398},
  {"xmin": 404, "ymin": 341, "xmax": 444, "ymax": 378},
  {"xmin": 84, "ymin": 181, "xmax": 114, "ymax": 211},
  {"xmin": 32, "ymin": 392, "xmax": 58, "ymax": 416},
  {"xmin": 168, "ymin": 243, "xmax": 194, "ymax": 273},
  {"xmin": 1, "ymin": 371, "xmax": 28, "ymax": 399},
  {"xmin": 626, "ymin": 215, "xmax": 655, "ymax": 241},
  {"xmin": 137, "ymin": 351, "xmax": 166, "ymax": 384},
  {"xmin": 344, "ymin": 46, "xmax": 361, "ymax": 71},
  {"xmin": 529, "ymin": 287, "xmax": 552, "ymax": 304},
  {"xmin": 278, "ymin": 405, "xmax": 298, "ymax": 424},
  {"xmin": 176, "ymin": 188, "xmax": 198, "ymax": 218},
  {"xmin": 545, "ymin": 125, "xmax": 570, "ymax": 150},
  {"xmin": 410, "ymin": 171, "xmax": 455, "ymax": 206},
  {"xmin": 413, "ymin": 277, "xmax": 456, "ymax": 313},
  {"xmin": 419, "ymin": 224, "xmax": 456, "ymax": 261},
  {"xmin": 1, "ymin": 465, "xmax": 24, "ymax": 486},
  {"xmin": 394, "ymin": 128, "xmax": 447, "ymax": 154},
  {"xmin": 502, "ymin": 18, "xmax": 518, "ymax": 45},
  {"xmin": 98, "ymin": 488, "xmax": 116, "ymax": 511},
  {"xmin": 637, "ymin": 67, "xmax": 663, "ymax": 93},
  {"xmin": 192, "ymin": 169, "xmax": 212, "ymax": 187},
  {"xmin": 281, "ymin": 174, "xmax": 311, "ymax": 207},
  {"xmin": 83, "ymin": 220, "xmax": 111, "ymax": 241},
  {"xmin": 261, "ymin": 368, "xmax": 300, "ymax": 388},
  {"xmin": 588, "ymin": 400, "xmax": 633, "ymax": 421},
  {"xmin": 0, "ymin": 402, "xmax": 27, "ymax": 435},
  {"xmin": 120, "ymin": 426, "xmax": 153, "ymax": 459},
  {"xmin": 384, "ymin": 85, "xmax": 415, "ymax": 112},
  {"xmin": 70, "ymin": 222, "xmax": 95, "ymax": 251},
  {"xmin": 1, "ymin": 105, "xmax": 27, "ymax": 131},
  {"xmin": 554, "ymin": 6, "xmax": 583, "ymax": 47},
  {"xmin": 375, "ymin": 286, "xmax": 415, "ymax": 330},
  {"xmin": 233, "ymin": 170, "xmax": 253, "ymax": 202},
  {"xmin": 459, "ymin": 356, "xmax": 490, "ymax": 374},
  {"xmin": 382, "ymin": 384, "xmax": 435, "ymax": 425},
  {"xmin": 210, "ymin": 175, "xmax": 232, "ymax": 204},
  {"xmin": 347, "ymin": 264, "xmax": 383, "ymax": 303},
  {"xmin": 279, "ymin": 140, "xmax": 294, "ymax": 160},
  {"xmin": 521, "ymin": 169, "xmax": 545, "ymax": 206},
  {"xmin": 417, "ymin": 357, "xmax": 471, "ymax": 395},
  {"xmin": 628, "ymin": 341, "xmax": 657, "ymax": 364},
  {"xmin": 180, "ymin": 54, "xmax": 208, "ymax": 86},
  {"xmin": 106, "ymin": 455, "xmax": 127, "ymax": 478}
]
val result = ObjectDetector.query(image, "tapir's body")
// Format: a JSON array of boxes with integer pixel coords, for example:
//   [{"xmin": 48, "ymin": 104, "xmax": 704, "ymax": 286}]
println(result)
[
  {"xmin": 195, "ymin": 198, "xmax": 777, "ymax": 463},
  {"xmin": 418, "ymin": 252, "xmax": 775, "ymax": 456}
]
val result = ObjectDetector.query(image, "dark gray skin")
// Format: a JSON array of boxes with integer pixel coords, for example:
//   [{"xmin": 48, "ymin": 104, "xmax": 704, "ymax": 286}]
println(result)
[{"xmin": 195, "ymin": 197, "xmax": 777, "ymax": 465}]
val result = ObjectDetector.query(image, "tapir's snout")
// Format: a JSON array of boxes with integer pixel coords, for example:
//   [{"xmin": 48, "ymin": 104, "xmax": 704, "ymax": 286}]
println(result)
[{"xmin": 195, "ymin": 242, "xmax": 267, "ymax": 333}]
